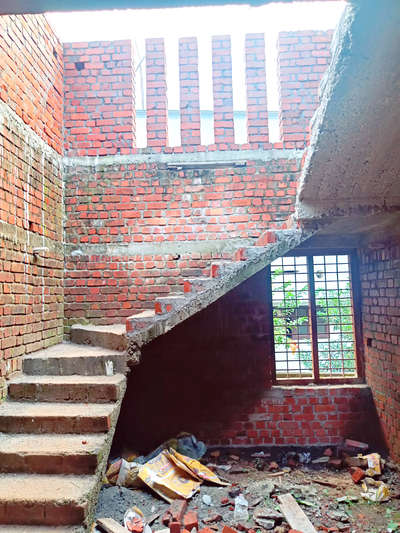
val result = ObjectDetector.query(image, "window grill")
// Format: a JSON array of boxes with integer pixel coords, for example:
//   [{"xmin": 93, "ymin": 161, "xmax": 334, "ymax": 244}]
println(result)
[{"xmin": 269, "ymin": 252, "xmax": 362, "ymax": 383}]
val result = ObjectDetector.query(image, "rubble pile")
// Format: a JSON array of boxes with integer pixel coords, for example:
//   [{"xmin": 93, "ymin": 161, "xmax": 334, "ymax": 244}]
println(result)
[{"xmin": 94, "ymin": 437, "xmax": 400, "ymax": 533}]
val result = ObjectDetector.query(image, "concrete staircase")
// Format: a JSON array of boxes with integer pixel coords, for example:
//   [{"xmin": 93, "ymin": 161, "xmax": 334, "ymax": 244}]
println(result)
[
  {"xmin": 70, "ymin": 228, "xmax": 307, "ymax": 362},
  {"xmin": 0, "ymin": 343, "xmax": 127, "ymax": 531}
]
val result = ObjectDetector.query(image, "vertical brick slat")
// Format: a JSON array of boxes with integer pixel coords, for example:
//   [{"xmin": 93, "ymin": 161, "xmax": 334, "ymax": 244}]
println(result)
[
  {"xmin": 146, "ymin": 38, "xmax": 168, "ymax": 149},
  {"xmin": 278, "ymin": 30, "xmax": 333, "ymax": 148},
  {"xmin": 212, "ymin": 35, "xmax": 235, "ymax": 146},
  {"xmin": 179, "ymin": 37, "xmax": 201, "ymax": 147},
  {"xmin": 245, "ymin": 33, "xmax": 269, "ymax": 147}
]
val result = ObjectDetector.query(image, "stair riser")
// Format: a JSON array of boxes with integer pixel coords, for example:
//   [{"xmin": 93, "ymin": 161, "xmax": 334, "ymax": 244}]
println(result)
[
  {"xmin": 0, "ymin": 452, "xmax": 99, "ymax": 475},
  {"xmin": 0, "ymin": 502, "xmax": 86, "ymax": 526},
  {"xmin": 70, "ymin": 328, "xmax": 127, "ymax": 352},
  {"xmin": 8, "ymin": 383, "xmax": 122, "ymax": 403},
  {"xmin": 23, "ymin": 356, "xmax": 126, "ymax": 376},
  {"xmin": 0, "ymin": 416, "xmax": 111, "ymax": 434}
]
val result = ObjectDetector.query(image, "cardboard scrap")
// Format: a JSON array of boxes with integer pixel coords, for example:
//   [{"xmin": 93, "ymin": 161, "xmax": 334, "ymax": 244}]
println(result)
[
  {"xmin": 137, "ymin": 449, "xmax": 226, "ymax": 502},
  {"xmin": 278, "ymin": 493, "xmax": 318, "ymax": 533}
]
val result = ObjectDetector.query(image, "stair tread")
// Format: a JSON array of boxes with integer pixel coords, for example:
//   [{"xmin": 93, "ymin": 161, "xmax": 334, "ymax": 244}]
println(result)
[
  {"xmin": 71, "ymin": 324, "xmax": 125, "ymax": 335},
  {"xmin": 0, "ymin": 401, "xmax": 116, "ymax": 417},
  {"xmin": 10, "ymin": 374, "xmax": 125, "ymax": 385},
  {"xmin": 127, "ymin": 309, "xmax": 155, "ymax": 319},
  {"xmin": 0, "ymin": 473, "xmax": 96, "ymax": 503},
  {"xmin": 24, "ymin": 342, "xmax": 123, "ymax": 359},
  {"xmin": 0, "ymin": 433, "xmax": 107, "ymax": 454}
]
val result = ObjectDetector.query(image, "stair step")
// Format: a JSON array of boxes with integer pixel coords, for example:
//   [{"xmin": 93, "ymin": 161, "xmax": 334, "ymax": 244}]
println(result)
[
  {"xmin": 0, "ymin": 433, "xmax": 106, "ymax": 475},
  {"xmin": 0, "ymin": 402, "xmax": 116, "ymax": 434},
  {"xmin": 70, "ymin": 324, "xmax": 127, "ymax": 351},
  {"xmin": 210, "ymin": 260, "xmax": 235, "ymax": 278},
  {"xmin": 8, "ymin": 374, "xmax": 126, "ymax": 403},
  {"xmin": 23, "ymin": 343, "xmax": 127, "ymax": 376},
  {"xmin": 183, "ymin": 277, "xmax": 212, "ymax": 293},
  {"xmin": 155, "ymin": 294, "xmax": 186, "ymax": 315},
  {"xmin": 0, "ymin": 474, "xmax": 96, "ymax": 526},
  {"xmin": 126, "ymin": 309, "xmax": 156, "ymax": 333}
]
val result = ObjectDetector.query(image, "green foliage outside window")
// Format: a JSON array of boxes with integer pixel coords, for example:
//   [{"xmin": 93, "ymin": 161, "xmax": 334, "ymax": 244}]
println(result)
[{"xmin": 271, "ymin": 266, "xmax": 356, "ymax": 376}]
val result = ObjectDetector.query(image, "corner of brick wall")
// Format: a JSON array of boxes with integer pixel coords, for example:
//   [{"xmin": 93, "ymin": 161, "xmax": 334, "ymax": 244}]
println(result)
[
  {"xmin": 360, "ymin": 237, "xmax": 400, "ymax": 461},
  {"xmin": 0, "ymin": 14, "xmax": 64, "ymax": 374}
]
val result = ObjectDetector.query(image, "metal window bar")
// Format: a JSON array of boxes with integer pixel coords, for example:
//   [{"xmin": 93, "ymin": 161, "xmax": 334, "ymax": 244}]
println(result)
[{"xmin": 269, "ymin": 252, "xmax": 360, "ymax": 383}]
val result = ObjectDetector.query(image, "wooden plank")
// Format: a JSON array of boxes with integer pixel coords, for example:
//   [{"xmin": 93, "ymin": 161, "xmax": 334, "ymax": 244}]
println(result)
[
  {"xmin": 96, "ymin": 517, "xmax": 128, "ymax": 533},
  {"xmin": 278, "ymin": 493, "xmax": 318, "ymax": 533}
]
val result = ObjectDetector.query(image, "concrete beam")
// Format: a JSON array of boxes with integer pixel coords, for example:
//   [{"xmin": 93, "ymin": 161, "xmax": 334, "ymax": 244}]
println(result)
[{"xmin": 296, "ymin": 0, "xmax": 400, "ymax": 225}]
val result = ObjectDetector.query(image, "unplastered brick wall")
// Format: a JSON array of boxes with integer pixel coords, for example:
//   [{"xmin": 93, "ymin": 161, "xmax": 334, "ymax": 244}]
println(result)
[
  {"xmin": 63, "ymin": 30, "xmax": 332, "ymax": 154},
  {"xmin": 359, "ymin": 238, "xmax": 400, "ymax": 461},
  {"xmin": 114, "ymin": 270, "xmax": 378, "ymax": 452},
  {"xmin": 0, "ymin": 14, "xmax": 64, "ymax": 382},
  {"xmin": 63, "ymin": 155, "xmax": 300, "ymax": 326},
  {"xmin": 63, "ymin": 40, "xmax": 135, "ymax": 156},
  {"xmin": 0, "ymin": 14, "xmax": 63, "ymax": 153},
  {"xmin": 278, "ymin": 30, "xmax": 333, "ymax": 147}
]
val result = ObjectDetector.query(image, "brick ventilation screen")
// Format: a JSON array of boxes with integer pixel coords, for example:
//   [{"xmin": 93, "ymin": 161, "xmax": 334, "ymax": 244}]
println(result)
[{"xmin": 270, "ymin": 254, "xmax": 357, "ymax": 380}]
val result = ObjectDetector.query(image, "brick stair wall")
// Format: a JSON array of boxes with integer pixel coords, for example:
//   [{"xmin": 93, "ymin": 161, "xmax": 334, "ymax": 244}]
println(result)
[{"xmin": 0, "ymin": 15, "xmax": 64, "ymax": 390}]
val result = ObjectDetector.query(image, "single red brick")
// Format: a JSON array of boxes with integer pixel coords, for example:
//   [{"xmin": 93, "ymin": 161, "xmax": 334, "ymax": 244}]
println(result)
[
  {"xmin": 170, "ymin": 500, "xmax": 188, "ymax": 522},
  {"xmin": 183, "ymin": 511, "xmax": 198, "ymax": 531},
  {"xmin": 170, "ymin": 521, "xmax": 181, "ymax": 533},
  {"xmin": 351, "ymin": 467, "xmax": 366, "ymax": 484}
]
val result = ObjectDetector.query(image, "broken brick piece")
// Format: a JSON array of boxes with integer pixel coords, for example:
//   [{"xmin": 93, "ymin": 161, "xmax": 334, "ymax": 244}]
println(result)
[
  {"xmin": 323, "ymin": 447, "xmax": 333, "ymax": 456},
  {"xmin": 199, "ymin": 528, "xmax": 215, "ymax": 533},
  {"xmin": 351, "ymin": 467, "xmax": 366, "ymax": 484},
  {"xmin": 162, "ymin": 510, "xmax": 173, "ymax": 526},
  {"xmin": 344, "ymin": 439, "xmax": 368, "ymax": 452},
  {"xmin": 235, "ymin": 524, "xmax": 248, "ymax": 532},
  {"xmin": 268, "ymin": 461, "xmax": 279, "ymax": 471},
  {"xmin": 203, "ymin": 514, "xmax": 222, "ymax": 524},
  {"xmin": 183, "ymin": 511, "xmax": 198, "ymax": 532},
  {"xmin": 222, "ymin": 527, "xmax": 238, "ymax": 533},
  {"xmin": 170, "ymin": 521, "xmax": 181, "ymax": 533},
  {"xmin": 220, "ymin": 497, "xmax": 230, "ymax": 505},
  {"xmin": 171, "ymin": 499, "xmax": 188, "ymax": 522}
]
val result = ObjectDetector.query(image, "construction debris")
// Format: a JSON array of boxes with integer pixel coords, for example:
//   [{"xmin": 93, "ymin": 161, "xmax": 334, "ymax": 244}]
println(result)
[
  {"xmin": 96, "ymin": 517, "xmax": 130, "ymax": 533},
  {"xmin": 278, "ymin": 494, "xmax": 317, "ymax": 533},
  {"xmin": 96, "ymin": 440, "xmax": 400, "ymax": 533}
]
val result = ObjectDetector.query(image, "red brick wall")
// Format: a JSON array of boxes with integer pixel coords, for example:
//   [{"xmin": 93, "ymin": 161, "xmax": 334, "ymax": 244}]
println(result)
[
  {"xmin": 0, "ymin": 15, "xmax": 64, "ymax": 389},
  {"xmin": 114, "ymin": 270, "xmax": 378, "ymax": 452},
  {"xmin": 0, "ymin": 14, "xmax": 63, "ymax": 153},
  {"xmin": 63, "ymin": 31, "xmax": 332, "ymax": 153},
  {"xmin": 63, "ymin": 40, "xmax": 135, "ymax": 156},
  {"xmin": 63, "ymin": 156, "xmax": 300, "ymax": 325},
  {"xmin": 360, "ymin": 238, "xmax": 400, "ymax": 461},
  {"xmin": 278, "ymin": 30, "xmax": 333, "ymax": 148}
]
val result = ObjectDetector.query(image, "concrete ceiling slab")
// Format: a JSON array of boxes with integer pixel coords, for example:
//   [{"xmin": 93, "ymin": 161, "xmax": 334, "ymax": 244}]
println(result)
[
  {"xmin": 0, "ymin": 0, "xmax": 327, "ymax": 15},
  {"xmin": 296, "ymin": 0, "xmax": 400, "ymax": 224}
]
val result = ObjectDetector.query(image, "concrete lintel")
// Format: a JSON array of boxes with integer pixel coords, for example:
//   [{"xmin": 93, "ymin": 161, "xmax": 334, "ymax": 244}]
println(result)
[
  {"xmin": 65, "ymin": 238, "xmax": 254, "ymax": 258},
  {"xmin": 0, "ymin": 220, "xmax": 64, "ymax": 255},
  {"xmin": 0, "ymin": 101, "xmax": 62, "ymax": 164},
  {"xmin": 63, "ymin": 149, "xmax": 303, "ymax": 170}
]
